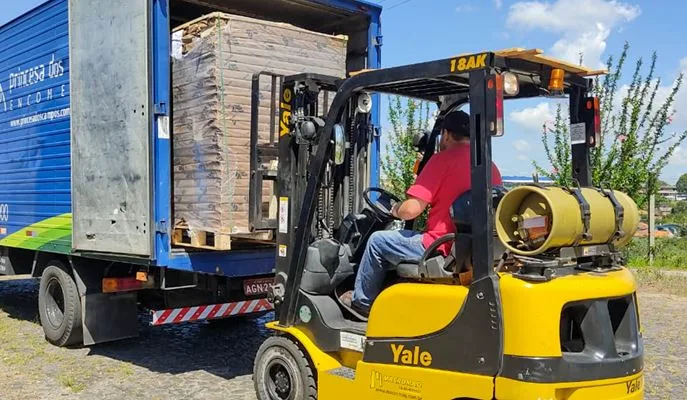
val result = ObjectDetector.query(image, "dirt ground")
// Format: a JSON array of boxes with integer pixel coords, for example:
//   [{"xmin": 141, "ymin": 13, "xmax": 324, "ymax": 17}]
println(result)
[{"xmin": 0, "ymin": 275, "xmax": 684, "ymax": 400}]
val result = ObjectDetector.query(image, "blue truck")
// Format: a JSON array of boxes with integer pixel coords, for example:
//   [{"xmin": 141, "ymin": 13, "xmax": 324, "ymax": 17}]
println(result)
[{"xmin": 0, "ymin": 0, "xmax": 382, "ymax": 346}]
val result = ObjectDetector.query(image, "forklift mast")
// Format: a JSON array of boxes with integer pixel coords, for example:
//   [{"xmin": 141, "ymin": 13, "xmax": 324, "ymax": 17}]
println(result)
[{"xmin": 272, "ymin": 74, "xmax": 375, "ymax": 324}]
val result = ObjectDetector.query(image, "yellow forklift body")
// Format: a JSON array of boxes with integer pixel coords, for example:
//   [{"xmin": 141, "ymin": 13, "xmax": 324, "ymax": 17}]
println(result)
[
  {"xmin": 269, "ymin": 321, "xmax": 643, "ymax": 400},
  {"xmin": 500, "ymin": 268, "xmax": 639, "ymax": 356},
  {"xmin": 320, "ymin": 361, "xmax": 495, "ymax": 399},
  {"xmin": 266, "ymin": 266, "xmax": 642, "ymax": 399},
  {"xmin": 495, "ymin": 373, "xmax": 644, "ymax": 400},
  {"xmin": 366, "ymin": 283, "xmax": 468, "ymax": 338}
]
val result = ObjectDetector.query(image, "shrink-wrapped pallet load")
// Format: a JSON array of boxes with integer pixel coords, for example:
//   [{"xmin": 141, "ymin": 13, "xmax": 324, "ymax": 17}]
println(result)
[{"xmin": 172, "ymin": 12, "xmax": 348, "ymax": 249}]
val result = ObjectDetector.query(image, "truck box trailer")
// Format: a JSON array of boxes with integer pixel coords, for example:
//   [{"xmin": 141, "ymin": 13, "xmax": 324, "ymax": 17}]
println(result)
[{"xmin": 0, "ymin": 0, "xmax": 382, "ymax": 346}]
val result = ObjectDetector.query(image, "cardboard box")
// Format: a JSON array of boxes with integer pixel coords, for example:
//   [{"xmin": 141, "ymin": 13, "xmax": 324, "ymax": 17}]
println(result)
[{"xmin": 172, "ymin": 12, "xmax": 347, "ymax": 246}]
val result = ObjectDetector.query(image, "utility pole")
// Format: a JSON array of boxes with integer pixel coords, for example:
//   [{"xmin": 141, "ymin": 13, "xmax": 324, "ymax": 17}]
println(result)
[{"xmin": 648, "ymin": 177, "xmax": 656, "ymax": 266}]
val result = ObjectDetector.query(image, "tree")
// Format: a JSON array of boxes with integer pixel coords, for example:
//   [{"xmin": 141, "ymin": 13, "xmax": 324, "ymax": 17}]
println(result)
[
  {"xmin": 381, "ymin": 96, "xmax": 432, "ymax": 228},
  {"xmin": 534, "ymin": 42, "xmax": 687, "ymax": 207},
  {"xmin": 663, "ymin": 201, "xmax": 687, "ymax": 232},
  {"xmin": 672, "ymin": 200, "xmax": 687, "ymax": 214},
  {"xmin": 677, "ymin": 173, "xmax": 687, "ymax": 194}
]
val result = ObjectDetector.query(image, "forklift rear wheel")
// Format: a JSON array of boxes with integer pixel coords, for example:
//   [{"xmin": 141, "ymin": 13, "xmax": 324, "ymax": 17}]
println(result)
[
  {"xmin": 254, "ymin": 336, "xmax": 317, "ymax": 400},
  {"xmin": 38, "ymin": 262, "xmax": 83, "ymax": 347}
]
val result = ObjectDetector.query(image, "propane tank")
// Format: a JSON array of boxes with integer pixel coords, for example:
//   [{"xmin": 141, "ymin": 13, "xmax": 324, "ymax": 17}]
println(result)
[{"xmin": 495, "ymin": 186, "xmax": 640, "ymax": 256}]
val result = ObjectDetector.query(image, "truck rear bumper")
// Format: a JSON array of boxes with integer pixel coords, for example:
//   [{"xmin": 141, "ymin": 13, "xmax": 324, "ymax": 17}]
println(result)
[{"xmin": 150, "ymin": 299, "xmax": 273, "ymax": 325}]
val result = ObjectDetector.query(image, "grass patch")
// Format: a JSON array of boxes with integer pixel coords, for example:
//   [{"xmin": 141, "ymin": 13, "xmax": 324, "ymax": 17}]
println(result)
[
  {"xmin": 44, "ymin": 351, "xmax": 66, "ymax": 363},
  {"xmin": 0, "ymin": 319, "xmax": 9, "ymax": 337},
  {"xmin": 633, "ymin": 267, "xmax": 687, "ymax": 297},
  {"xmin": 2, "ymin": 351, "xmax": 34, "ymax": 366},
  {"xmin": 624, "ymin": 237, "xmax": 687, "ymax": 269},
  {"xmin": 105, "ymin": 362, "xmax": 135, "ymax": 378},
  {"xmin": 0, "ymin": 318, "xmax": 48, "ymax": 367},
  {"xmin": 58, "ymin": 373, "xmax": 87, "ymax": 393}
]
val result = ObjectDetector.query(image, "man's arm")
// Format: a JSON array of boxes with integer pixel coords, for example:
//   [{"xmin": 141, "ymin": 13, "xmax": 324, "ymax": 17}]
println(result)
[
  {"xmin": 397, "ymin": 153, "xmax": 444, "ymax": 221},
  {"xmin": 391, "ymin": 196, "xmax": 428, "ymax": 221}
]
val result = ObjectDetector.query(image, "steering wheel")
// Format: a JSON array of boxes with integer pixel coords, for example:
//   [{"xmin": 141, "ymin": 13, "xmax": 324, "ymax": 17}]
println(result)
[{"xmin": 363, "ymin": 187, "xmax": 402, "ymax": 220}]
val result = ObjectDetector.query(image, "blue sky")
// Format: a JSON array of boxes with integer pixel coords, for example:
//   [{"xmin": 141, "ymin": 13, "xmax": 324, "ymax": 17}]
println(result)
[
  {"xmin": 374, "ymin": 0, "xmax": 687, "ymax": 184},
  {"xmin": 3, "ymin": 0, "xmax": 686, "ymax": 183}
]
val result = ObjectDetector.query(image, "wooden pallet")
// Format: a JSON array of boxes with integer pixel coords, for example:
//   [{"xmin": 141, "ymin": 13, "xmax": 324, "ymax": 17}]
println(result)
[{"xmin": 172, "ymin": 226, "xmax": 273, "ymax": 251}]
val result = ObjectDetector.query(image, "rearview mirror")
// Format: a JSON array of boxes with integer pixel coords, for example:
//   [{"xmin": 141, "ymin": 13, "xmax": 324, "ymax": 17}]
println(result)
[{"xmin": 333, "ymin": 124, "xmax": 346, "ymax": 165}]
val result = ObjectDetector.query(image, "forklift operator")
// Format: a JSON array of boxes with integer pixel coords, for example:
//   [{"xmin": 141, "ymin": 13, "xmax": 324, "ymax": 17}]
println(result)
[{"xmin": 342, "ymin": 111, "xmax": 502, "ymax": 317}]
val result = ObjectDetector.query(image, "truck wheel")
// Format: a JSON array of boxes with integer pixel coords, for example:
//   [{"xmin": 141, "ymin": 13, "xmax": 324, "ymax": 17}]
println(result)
[
  {"xmin": 38, "ymin": 262, "xmax": 83, "ymax": 347},
  {"xmin": 254, "ymin": 336, "xmax": 317, "ymax": 400}
]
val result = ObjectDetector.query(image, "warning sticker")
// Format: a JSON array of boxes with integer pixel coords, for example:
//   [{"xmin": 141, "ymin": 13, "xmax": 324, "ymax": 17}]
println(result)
[
  {"xmin": 279, "ymin": 197, "xmax": 289, "ymax": 234},
  {"xmin": 340, "ymin": 331, "xmax": 366, "ymax": 352},
  {"xmin": 522, "ymin": 215, "xmax": 547, "ymax": 229},
  {"xmin": 570, "ymin": 122, "xmax": 586, "ymax": 144},
  {"xmin": 157, "ymin": 116, "xmax": 170, "ymax": 139},
  {"xmin": 370, "ymin": 370, "xmax": 423, "ymax": 399},
  {"xmin": 278, "ymin": 244, "xmax": 287, "ymax": 258},
  {"xmin": 581, "ymin": 246, "xmax": 599, "ymax": 256}
]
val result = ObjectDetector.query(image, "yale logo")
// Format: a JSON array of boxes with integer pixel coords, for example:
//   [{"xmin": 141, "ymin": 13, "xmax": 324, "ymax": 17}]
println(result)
[
  {"xmin": 390, "ymin": 344, "xmax": 432, "ymax": 367},
  {"xmin": 449, "ymin": 53, "xmax": 488, "ymax": 73},
  {"xmin": 279, "ymin": 87, "xmax": 293, "ymax": 136},
  {"xmin": 626, "ymin": 377, "xmax": 642, "ymax": 394}
]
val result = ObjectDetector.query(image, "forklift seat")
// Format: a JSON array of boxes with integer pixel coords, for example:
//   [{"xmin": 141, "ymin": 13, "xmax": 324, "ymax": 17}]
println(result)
[
  {"xmin": 300, "ymin": 239, "xmax": 355, "ymax": 295},
  {"xmin": 396, "ymin": 187, "xmax": 507, "ymax": 280}
]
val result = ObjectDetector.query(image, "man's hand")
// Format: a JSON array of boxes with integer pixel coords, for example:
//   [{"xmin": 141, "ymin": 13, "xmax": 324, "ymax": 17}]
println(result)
[
  {"xmin": 391, "ymin": 202, "xmax": 401, "ymax": 219},
  {"xmin": 391, "ymin": 196, "xmax": 428, "ymax": 221}
]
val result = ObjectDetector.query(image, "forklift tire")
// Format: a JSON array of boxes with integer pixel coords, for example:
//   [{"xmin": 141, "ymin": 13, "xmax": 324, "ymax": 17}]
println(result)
[
  {"xmin": 38, "ymin": 262, "xmax": 83, "ymax": 347},
  {"xmin": 254, "ymin": 335, "xmax": 317, "ymax": 400}
]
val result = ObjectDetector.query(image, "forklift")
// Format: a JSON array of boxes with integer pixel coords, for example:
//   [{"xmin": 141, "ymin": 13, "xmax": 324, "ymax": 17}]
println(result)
[{"xmin": 253, "ymin": 49, "xmax": 644, "ymax": 400}]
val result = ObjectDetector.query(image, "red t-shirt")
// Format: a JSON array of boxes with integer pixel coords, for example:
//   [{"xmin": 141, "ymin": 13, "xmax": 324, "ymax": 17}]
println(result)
[{"xmin": 406, "ymin": 143, "xmax": 502, "ymax": 254}]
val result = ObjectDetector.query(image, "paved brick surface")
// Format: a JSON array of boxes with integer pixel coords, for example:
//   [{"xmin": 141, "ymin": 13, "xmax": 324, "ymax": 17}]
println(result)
[
  {"xmin": 0, "ymin": 276, "xmax": 684, "ymax": 399},
  {"xmin": 0, "ymin": 278, "xmax": 264, "ymax": 400}
]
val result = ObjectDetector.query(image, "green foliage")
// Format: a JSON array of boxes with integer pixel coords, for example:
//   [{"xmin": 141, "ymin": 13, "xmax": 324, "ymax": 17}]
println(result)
[
  {"xmin": 655, "ymin": 194, "xmax": 671, "ymax": 207},
  {"xmin": 625, "ymin": 237, "xmax": 687, "ymax": 269},
  {"xmin": 382, "ymin": 96, "xmax": 432, "ymax": 228},
  {"xmin": 677, "ymin": 173, "xmax": 687, "ymax": 194},
  {"xmin": 536, "ymin": 105, "xmax": 574, "ymax": 187},
  {"xmin": 662, "ymin": 201, "xmax": 687, "ymax": 228},
  {"xmin": 534, "ymin": 42, "xmax": 687, "ymax": 207},
  {"xmin": 672, "ymin": 201, "xmax": 687, "ymax": 214}
]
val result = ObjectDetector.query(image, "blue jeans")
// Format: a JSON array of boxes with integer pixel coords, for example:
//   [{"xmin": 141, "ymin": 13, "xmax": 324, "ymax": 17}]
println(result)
[{"xmin": 352, "ymin": 230, "xmax": 425, "ymax": 309}]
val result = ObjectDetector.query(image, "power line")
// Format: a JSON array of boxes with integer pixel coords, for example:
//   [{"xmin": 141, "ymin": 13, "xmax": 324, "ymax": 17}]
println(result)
[{"xmin": 386, "ymin": 0, "xmax": 414, "ymax": 10}]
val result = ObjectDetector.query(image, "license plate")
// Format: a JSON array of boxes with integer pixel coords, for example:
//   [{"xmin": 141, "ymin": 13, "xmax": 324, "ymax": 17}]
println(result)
[{"xmin": 243, "ymin": 277, "xmax": 273, "ymax": 296}]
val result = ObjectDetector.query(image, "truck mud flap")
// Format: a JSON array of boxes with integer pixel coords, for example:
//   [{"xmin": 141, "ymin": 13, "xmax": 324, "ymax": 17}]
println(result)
[{"xmin": 82, "ymin": 292, "xmax": 138, "ymax": 346}]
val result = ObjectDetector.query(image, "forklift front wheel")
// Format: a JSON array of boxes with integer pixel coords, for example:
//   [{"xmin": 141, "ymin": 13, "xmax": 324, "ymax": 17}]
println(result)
[{"xmin": 254, "ymin": 335, "xmax": 317, "ymax": 400}]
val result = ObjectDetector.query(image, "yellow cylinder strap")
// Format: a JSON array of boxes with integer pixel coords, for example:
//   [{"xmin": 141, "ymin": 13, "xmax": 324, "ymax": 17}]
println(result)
[
  {"xmin": 565, "ymin": 185, "xmax": 592, "ymax": 245},
  {"xmin": 600, "ymin": 187, "xmax": 625, "ymax": 240}
]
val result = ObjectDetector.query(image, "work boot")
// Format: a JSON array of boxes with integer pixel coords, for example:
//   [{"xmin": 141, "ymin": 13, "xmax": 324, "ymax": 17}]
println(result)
[{"xmin": 338, "ymin": 290, "xmax": 370, "ymax": 321}]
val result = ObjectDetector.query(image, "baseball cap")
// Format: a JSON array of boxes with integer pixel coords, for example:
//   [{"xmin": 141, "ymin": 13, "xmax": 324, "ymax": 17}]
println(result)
[{"xmin": 441, "ymin": 110, "xmax": 470, "ymax": 138}]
